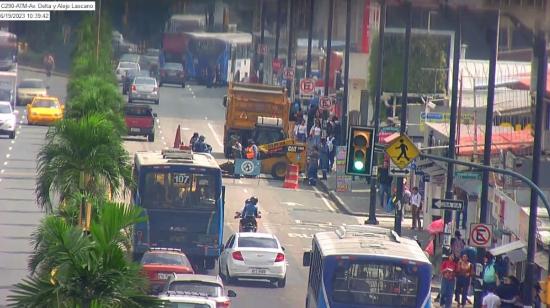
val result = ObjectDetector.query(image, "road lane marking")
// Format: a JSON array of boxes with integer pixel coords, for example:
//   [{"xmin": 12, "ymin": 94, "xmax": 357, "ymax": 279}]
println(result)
[
  {"xmin": 8, "ymin": 147, "xmax": 12, "ymax": 151},
  {"xmin": 207, "ymin": 122, "xmax": 223, "ymax": 148},
  {"xmin": 3, "ymin": 161, "xmax": 7, "ymax": 166},
  {"xmin": 312, "ymin": 186, "xmax": 336, "ymax": 212},
  {"xmin": 288, "ymin": 233, "xmax": 313, "ymax": 239},
  {"xmin": 243, "ymin": 188, "xmax": 248, "ymax": 193},
  {"xmin": 6, "ymin": 154, "xmax": 10, "ymax": 158},
  {"xmin": 0, "ymin": 169, "xmax": 4, "ymax": 173},
  {"xmin": 11, "ymin": 140, "xmax": 14, "ymax": 144},
  {"xmin": 281, "ymin": 201, "xmax": 305, "ymax": 207}
]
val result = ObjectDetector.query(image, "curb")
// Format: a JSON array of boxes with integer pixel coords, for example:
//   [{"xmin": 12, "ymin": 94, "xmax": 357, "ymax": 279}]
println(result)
[{"xmin": 19, "ymin": 65, "xmax": 69, "ymax": 78}]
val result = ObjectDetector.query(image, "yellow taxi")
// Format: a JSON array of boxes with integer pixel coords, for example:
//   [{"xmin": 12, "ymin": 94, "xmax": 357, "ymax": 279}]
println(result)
[{"xmin": 26, "ymin": 96, "xmax": 64, "ymax": 125}]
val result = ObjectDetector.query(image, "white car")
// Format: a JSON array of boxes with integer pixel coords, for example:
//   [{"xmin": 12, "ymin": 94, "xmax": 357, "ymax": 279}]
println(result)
[
  {"xmin": 116, "ymin": 61, "xmax": 140, "ymax": 82},
  {"xmin": 158, "ymin": 291, "xmax": 217, "ymax": 308},
  {"xmin": 163, "ymin": 274, "xmax": 236, "ymax": 307},
  {"xmin": 219, "ymin": 232, "xmax": 287, "ymax": 287},
  {"xmin": 0, "ymin": 102, "xmax": 17, "ymax": 139}
]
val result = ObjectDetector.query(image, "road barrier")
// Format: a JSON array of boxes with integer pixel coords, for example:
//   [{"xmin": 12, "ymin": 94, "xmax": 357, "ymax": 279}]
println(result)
[{"xmin": 283, "ymin": 164, "xmax": 299, "ymax": 189}]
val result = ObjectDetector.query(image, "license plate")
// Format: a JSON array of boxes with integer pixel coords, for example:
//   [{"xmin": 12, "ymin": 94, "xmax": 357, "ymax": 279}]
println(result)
[
  {"xmin": 130, "ymin": 128, "xmax": 140, "ymax": 132},
  {"xmin": 251, "ymin": 268, "xmax": 267, "ymax": 274},
  {"xmin": 157, "ymin": 272, "xmax": 171, "ymax": 280}
]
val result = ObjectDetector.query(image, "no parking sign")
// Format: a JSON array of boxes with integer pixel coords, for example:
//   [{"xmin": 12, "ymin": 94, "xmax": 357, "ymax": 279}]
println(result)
[{"xmin": 469, "ymin": 223, "xmax": 493, "ymax": 248}]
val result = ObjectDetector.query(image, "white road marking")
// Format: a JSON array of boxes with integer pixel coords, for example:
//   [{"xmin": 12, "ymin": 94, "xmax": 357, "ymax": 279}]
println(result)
[
  {"xmin": 161, "ymin": 136, "xmax": 165, "ymax": 140},
  {"xmin": 281, "ymin": 201, "xmax": 305, "ymax": 207},
  {"xmin": 288, "ymin": 233, "xmax": 313, "ymax": 239},
  {"xmin": 295, "ymin": 219, "xmax": 301, "ymax": 224},
  {"xmin": 243, "ymin": 188, "xmax": 248, "ymax": 193},
  {"xmin": 312, "ymin": 186, "xmax": 336, "ymax": 212},
  {"xmin": 207, "ymin": 122, "xmax": 223, "ymax": 148},
  {"xmin": 0, "ymin": 169, "xmax": 4, "ymax": 174},
  {"xmin": 8, "ymin": 146, "xmax": 12, "ymax": 151},
  {"xmin": 180, "ymin": 127, "xmax": 190, "ymax": 131},
  {"xmin": 193, "ymin": 95, "xmax": 196, "ymax": 99},
  {"xmin": 3, "ymin": 161, "xmax": 7, "ymax": 166},
  {"xmin": 159, "ymin": 130, "xmax": 163, "ymax": 134},
  {"xmin": 10, "ymin": 140, "xmax": 14, "ymax": 144},
  {"xmin": 5, "ymin": 154, "xmax": 9, "ymax": 158}
]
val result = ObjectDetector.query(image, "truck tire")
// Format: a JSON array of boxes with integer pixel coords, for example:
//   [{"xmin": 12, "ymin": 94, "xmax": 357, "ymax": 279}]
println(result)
[
  {"xmin": 8, "ymin": 131, "xmax": 15, "ymax": 139},
  {"xmin": 271, "ymin": 162, "xmax": 288, "ymax": 180},
  {"xmin": 148, "ymin": 133, "xmax": 155, "ymax": 142}
]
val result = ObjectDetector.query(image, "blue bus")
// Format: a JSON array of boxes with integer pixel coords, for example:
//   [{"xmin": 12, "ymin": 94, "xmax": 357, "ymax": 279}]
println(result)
[
  {"xmin": 302, "ymin": 225, "xmax": 432, "ymax": 308},
  {"xmin": 132, "ymin": 149, "xmax": 225, "ymax": 269}
]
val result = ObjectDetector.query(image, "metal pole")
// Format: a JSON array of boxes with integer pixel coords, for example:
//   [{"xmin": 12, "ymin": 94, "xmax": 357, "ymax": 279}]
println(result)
[
  {"xmin": 306, "ymin": 0, "xmax": 315, "ymax": 78},
  {"xmin": 259, "ymin": 0, "xmax": 265, "ymax": 83},
  {"xmin": 366, "ymin": 0, "xmax": 386, "ymax": 225},
  {"xmin": 523, "ymin": 28, "xmax": 547, "ymax": 307},
  {"xmin": 95, "ymin": 0, "xmax": 102, "ymax": 63},
  {"xmin": 341, "ymin": 0, "xmax": 351, "ymax": 144},
  {"xmin": 443, "ymin": 8, "xmax": 462, "ymax": 253},
  {"xmin": 394, "ymin": 1, "xmax": 412, "ymax": 236},
  {"xmin": 474, "ymin": 11, "xmax": 499, "ymax": 308},
  {"xmin": 286, "ymin": 0, "xmax": 295, "ymax": 97},
  {"xmin": 275, "ymin": 0, "xmax": 281, "ymax": 59},
  {"xmin": 323, "ymin": 0, "xmax": 334, "ymax": 138}
]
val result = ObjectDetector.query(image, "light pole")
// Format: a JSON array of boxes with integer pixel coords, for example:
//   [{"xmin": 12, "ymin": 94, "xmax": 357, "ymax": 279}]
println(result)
[
  {"xmin": 95, "ymin": 0, "xmax": 102, "ymax": 63},
  {"xmin": 306, "ymin": 0, "xmax": 314, "ymax": 78},
  {"xmin": 322, "ymin": 0, "xmax": 334, "ymax": 138}
]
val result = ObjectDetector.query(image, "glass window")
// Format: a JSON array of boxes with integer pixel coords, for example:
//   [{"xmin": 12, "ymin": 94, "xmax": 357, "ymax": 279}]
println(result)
[
  {"xmin": 0, "ymin": 104, "xmax": 11, "ymax": 113},
  {"xmin": 124, "ymin": 106, "xmax": 152, "ymax": 117},
  {"xmin": 331, "ymin": 262, "xmax": 419, "ymax": 307},
  {"xmin": 168, "ymin": 282, "xmax": 221, "ymax": 297},
  {"xmin": 32, "ymin": 100, "xmax": 58, "ymax": 108},
  {"xmin": 164, "ymin": 63, "xmax": 183, "ymax": 70},
  {"xmin": 237, "ymin": 237, "xmax": 278, "ymax": 249},
  {"xmin": 141, "ymin": 252, "xmax": 191, "ymax": 267},
  {"xmin": 225, "ymin": 235, "xmax": 235, "ymax": 249},
  {"xmin": 119, "ymin": 62, "xmax": 138, "ymax": 69},
  {"xmin": 19, "ymin": 80, "xmax": 44, "ymax": 88},
  {"xmin": 141, "ymin": 171, "xmax": 218, "ymax": 209},
  {"xmin": 135, "ymin": 77, "xmax": 156, "ymax": 85},
  {"xmin": 146, "ymin": 49, "xmax": 160, "ymax": 57}
]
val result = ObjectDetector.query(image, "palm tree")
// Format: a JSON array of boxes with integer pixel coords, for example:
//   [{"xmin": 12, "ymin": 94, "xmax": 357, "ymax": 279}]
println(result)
[
  {"xmin": 8, "ymin": 202, "xmax": 163, "ymax": 308},
  {"xmin": 36, "ymin": 114, "xmax": 133, "ymax": 213}
]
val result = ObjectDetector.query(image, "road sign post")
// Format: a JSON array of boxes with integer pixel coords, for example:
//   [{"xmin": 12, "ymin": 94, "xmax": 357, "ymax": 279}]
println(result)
[
  {"xmin": 283, "ymin": 67, "xmax": 295, "ymax": 80},
  {"xmin": 345, "ymin": 126, "xmax": 375, "ymax": 176},
  {"xmin": 389, "ymin": 160, "xmax": 410, "ymax": 177},
  {"xmin": 432, "ymin": 199, "xmax": 464, "ymax": 211},
  {"xmin": 319, "ymin": 96, "xmax": 333, "ymax": 111},
  {"xmin": 469, "ymin": 223, "xmax": 493, "ymax": 248},
  {"xmin": 234, "ymin": 159, "xmax": 261, "ymax": 176},
  {"xmin": 299, "ymin": 78, "xmax": 314, "ymax": 99},
  {"xmin": 385, "ymin": 134, "xmax": 419, "ymax": 169}
]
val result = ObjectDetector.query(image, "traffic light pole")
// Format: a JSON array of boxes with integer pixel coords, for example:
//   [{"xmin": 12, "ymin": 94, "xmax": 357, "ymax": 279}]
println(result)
[
  {"xmin": 395, "ymin": 1, "xmax": 412, "ymax": 236},
  {"xmin": 274, "ymin": 0, "xmax": 281, "ymax": 60},
  {"xmin": 306, "ymin": 0, "xmax": 314, "ymax": 78},
  {"xmin": 366, "ymin": 0, "xmax": 386, "ymax": 226},
  {"xmin": 286, "ymin": 0, "xmax": 295, "ymax": 97},
  {"xmin": 259, "ymin": 0, "xmax": 265, "ymax": 83},
  {"xmin": 322, "ymin": 0, "xmax": 334, "ymax": 137},
  {"xmin": 341, "ymin": 0, "xmax": 351, "ymax": 146}
]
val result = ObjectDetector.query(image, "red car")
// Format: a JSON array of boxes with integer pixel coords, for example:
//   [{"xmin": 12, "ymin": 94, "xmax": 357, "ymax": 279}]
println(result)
[
  {"xmin": 140, "ymin": 248, "xmax": 194, "ymax": 294},
  {"xmin": 124, "ymin": 104, "xmax": 156, "ymax": 142}
]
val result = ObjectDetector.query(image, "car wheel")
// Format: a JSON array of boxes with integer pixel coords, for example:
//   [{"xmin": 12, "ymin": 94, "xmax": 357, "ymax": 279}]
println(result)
[
  {"xmin": 277, "ymin": 276, "xmax": 286, "ymax": 288},
  {"xmin": 128, "ymin": 99, "xmax": 132, "ymax": 104},
  {"xmin": 8, "ymin": 131, "xmax": 15, "ymax": 139},
  {"xmin": 225, "ymin": 264, "xmax": 235, "ymax": 284},
  {"xmin": 148, "ymin": 134, "xmax": 155, "ymax": 142},
  {"xmin": 271, "ymin": 162, "xmax": 288, "ymax": 180},
  {"xmin": 159, "ymin": 82, "xmax": 163, "ymax": 87},
  {"xmin": 218, "ymin": 261, "xmax": 226, "ymax": 280},
  {"xmin": 155, "ymin": 100, "xmax": 159, "ymax": 105},
  {"xmin": 181, "ymin": 82, "xmax": 185, "ymax": 88}
]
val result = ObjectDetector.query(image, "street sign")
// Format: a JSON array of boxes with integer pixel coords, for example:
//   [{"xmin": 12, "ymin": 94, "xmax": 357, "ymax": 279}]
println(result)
[
  {"xmin": 385, "ymin": 134, "xmax": 419, "ymax": 169},
  {"xmin": 257, "ymin": 44, "xmax": 268, "ymax": 55},
  {"xmin": 469, "ymin": 223, "xmax": 493, "ymax": 248},
  {"xmin": 283, "ymin": 67, "xmax": 295, "ymax": 80},
  {"xmin": 272, "ymin": 59, "xmax": 283, "ymax": 73},
  {"xmin": 319, "ymin": 96, "xmax": 333, "ymax": 110},
  {"xmin": 432, "ymin": 198, "xmax": 464, "ymax": 210},
  {"xmin": 299, "ymin": 78, "xmax": 315, "ymax": 97},
  {"xmin": 389, "ymin": 160, "xmax": 410, "ymax": 177},
  {"xmin": 234, "ymin": 159, "xmax": 261, "ymax": 176}
]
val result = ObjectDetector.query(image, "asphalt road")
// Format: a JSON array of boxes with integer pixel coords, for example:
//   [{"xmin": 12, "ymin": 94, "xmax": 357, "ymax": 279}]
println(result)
[{"xmin": 0, "ymin": 69, "xmax": 67, "ymax": 305}]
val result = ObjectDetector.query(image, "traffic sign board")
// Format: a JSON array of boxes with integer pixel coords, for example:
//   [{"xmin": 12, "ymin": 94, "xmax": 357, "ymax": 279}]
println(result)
[
  {"xmin": 299, "ymin": 78, "xmax": 314, "ymax": 96},
  {"xmin": 272, "ymin": 59, "xmax": 283, "ymax": 73},
  {"xmin": 469, "ymin": 223, "xmax": 493, "ymax": 248},
  {"xmin": 283, "ymin": 67, "xmax": 295, "ymax": 80},
  {"xmin": 234, "ymin": 159, "xmax": 261, "ymax": 176},
  {"xmin": 319, "ymin": 96, "xmax": 333, "ymax": 110},
  {"xmin": 385, "ymin": 134, "xmax": 419, "ymax": 169},
  {"xmin": 432, "ymin": 198, "xmax": 464, "ymax": 210},
  {"xmin": 257, "ymin": 44, "xmax": 268, "ymax": 55},
  {"xmin": 389, "ymin": 160, "xmax": 410, "ymax": 177}
]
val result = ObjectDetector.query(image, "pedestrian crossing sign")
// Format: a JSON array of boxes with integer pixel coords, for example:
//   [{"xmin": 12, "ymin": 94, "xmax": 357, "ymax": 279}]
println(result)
[{"xmin": 385, "ymin": 134, "xmax": 419, "ymax": 169}]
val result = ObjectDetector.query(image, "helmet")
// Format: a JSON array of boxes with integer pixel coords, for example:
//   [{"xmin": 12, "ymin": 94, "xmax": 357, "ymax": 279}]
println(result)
[
  {"xmin": 199, "ymin": 135, "xmax": 205, "ymax": 141},
  {"xmin": 193, "ymin": 132, "xmax": 199, "ymax": 137},
  {"xmin": 249, "ymin": 196, "xmax": 258, "ymax": 205}
]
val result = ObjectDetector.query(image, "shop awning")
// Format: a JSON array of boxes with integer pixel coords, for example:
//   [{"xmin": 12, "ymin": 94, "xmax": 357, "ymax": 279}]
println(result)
[
  {"xmin": 489, "ymin": 240, "xmax": 527, "ymax": 256},
  {"xmin": 458, "ymin": 129, "xmax": 533, "ymax": 156}
]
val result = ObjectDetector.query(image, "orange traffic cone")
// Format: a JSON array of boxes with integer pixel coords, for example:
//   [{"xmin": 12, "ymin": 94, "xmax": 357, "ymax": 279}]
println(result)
[
  {"xmin": 173, "ymin": 124, "xmax": 181, "ymax": 149},
  {"xmin": 283, "ymin": 164, "xmax": 299, "ymax": 189}
]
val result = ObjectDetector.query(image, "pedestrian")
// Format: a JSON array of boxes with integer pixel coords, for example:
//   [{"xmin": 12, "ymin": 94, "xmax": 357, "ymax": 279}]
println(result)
[
  {"xmin": 327, "ymin": 133, "xmax": 336, "ymax": 171},
  {"xmin": 494, "ymin": 255, "xmax": 509, "ymax": 281},
  {"xmin": 245, "ymin": 139, "xmax": 258, "ymax": 160},
  {"xmin": 451, "ymin": 231, "xmax": 466, "ymax": 260},
  {"xmin": 234, "ymin": 70, "xmax": 241, "ymax": 83},
  {"xmin": 482, "ymin": 285, "xmax": 501, "ymax": 308},
  {"xmin": 294, "ymin": 119, "xmax": 307, "ymax": 142},
  {"xmin": 309, "ymin": 119, "xmax": 321, "ymax": 147},
  {"xmin": 189, "ymin": 132, "xmax": 199, "ymax": 147},
  {"xmin": 440, "ymin": 254, "xmax": 457, "ymax": 308},
  {"xmin": 483, "ymin": 253, "xmax": 499, "ymax": 293},
  {"xmin": 231, "ymin": 138, "xmax": 243, "ymax": 159},
  {"xmin": 319, "ymin": 138, "xmax": 329, "ymax": 180},
  {"xmin": 43, "ymin": 52, "xmax": 55, "ymax": 77},
  {"xmin": 307, "ymin": 146, "xmax": 319, "ymax": 185},
  {"xmin": 241, "ymin": 72, "xmax": 250, "ymax": 83},
  {"xmin": 455, "ymin": 253, "xmax": 473, "ymax": 307},
  {"xmin": 378, "ymin": 160, "xmax": 393, "ymax": 208},
  {"xmin": 410, "ymin": 186, "xmax": 422, "ymax": 230},
  {"xmin": 496, "ymin": 275, "xmax": 520, "ymax": 307}
]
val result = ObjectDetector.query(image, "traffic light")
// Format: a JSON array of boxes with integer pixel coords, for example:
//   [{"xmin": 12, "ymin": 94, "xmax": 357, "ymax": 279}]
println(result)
[
  {"xmin": 346, "ymin": 126, "xmax": 375, "ymax": 176},
  {"xmin": 540, "ymin": 279, "xmax": 550, "ymax": 304}
]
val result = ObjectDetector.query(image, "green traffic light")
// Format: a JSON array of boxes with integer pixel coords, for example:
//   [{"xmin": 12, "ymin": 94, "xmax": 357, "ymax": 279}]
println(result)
[{"xmin": 354, "ymin": 160, "xmax": 364, "ymax": 170}]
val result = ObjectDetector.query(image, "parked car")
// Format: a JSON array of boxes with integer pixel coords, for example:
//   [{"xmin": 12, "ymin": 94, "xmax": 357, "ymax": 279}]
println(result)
[
  {"xmin": 123, "ymin": 104, "xmax": 156, "ymax": 142},
  {"xmin": 26, "ymin": 96, "xmax": 64, "ymax": 125},
  {"xmin": 158, "ymin": 292, "xmax": 217, "ymax": 307},
  {"xmin": 159, "ymin": 62, "xmax": 185, "ymax": 87},
  {"xmin": 128, "ymin": 77, "xmax": 159, "ymax": 104},
  {"xmin": 0, "ymin": 101, "xmax": 17, "ymax": 138},
  {"xmin": 16, "ymin": 78, "xmax": 47, "ymax": 106},
  {"xmin": 122, "ymin": 69, "xmax": 151, "ymax": 95},
  {"xmin": 141, "ymin": 248, "xmax": 194, "ymax": 294},
  {"xmin": 115, "ymin": 61, "xmax": 140, "ymax": 82},
  {"xmin": 218, "ymin": 232, "xmax": 286, "ymax": 287},
  {"xmin": 164, "ymin": 274, "xmax": 236, "ymax": 308}
]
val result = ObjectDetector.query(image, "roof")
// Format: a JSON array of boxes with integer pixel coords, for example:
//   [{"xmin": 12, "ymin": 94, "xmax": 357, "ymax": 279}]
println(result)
[
  {"xmin": 186, "ymin": 32, "xmax": 252, "ymax": 45},
  {"xmin": 134, "ymin": 149, "xmax": 220, "ymax": 169},
  {"xmin": 236, "ymin": 232, "xmax": 277, "ymax": 239},
  {"xmin": 314, "ymin": 225, "xmax": 431, "ymax": 264},
  {"xmin": 171, "ymin": 274, "xmax": 222, "ymax": 286},
  {"xmin": 170, "ymin": 14, "xmax": 205, "ymax": 22},
  {"xmin": 231, "ymin": 82, "xmax": 286, "ymax": 95}
]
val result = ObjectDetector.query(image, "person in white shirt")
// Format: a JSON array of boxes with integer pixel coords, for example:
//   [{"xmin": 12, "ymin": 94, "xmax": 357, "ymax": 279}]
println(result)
[
  {"xmin": 309, "ymin": 119, "xmax": 321, "ymax": 146},
  {"xmin": 482, "ymin": 286, "xmax": 501, "ymax": 308},
  {"xmin": 294, "ymin": 119, "xmax": 307, "ymax": 142},
  {"xmin": 410, "ymin": 186, "xmax": 422, "ymax": 230}
]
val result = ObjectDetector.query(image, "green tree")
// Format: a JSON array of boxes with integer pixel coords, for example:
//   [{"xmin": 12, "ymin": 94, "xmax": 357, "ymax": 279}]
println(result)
[
  {"xmin": 8, "ymin": 202, "xmax": 162, "ymax": 308},
  {"xmin": 35, "ymin": 114, "xmax": 133, "ymax": 213}
]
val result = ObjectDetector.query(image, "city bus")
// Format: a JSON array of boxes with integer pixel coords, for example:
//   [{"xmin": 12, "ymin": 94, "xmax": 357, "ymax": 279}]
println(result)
[
  {"xmin": 162, "ymin": 14, "xmax": 206, "ymax": 63},
  {"xmin": 302, "ymin": 225, "xmax": 432, "ymax": 308},
  {"xmin": 132, "ymin": 148, "xmax": 225, "ymax": 270}
]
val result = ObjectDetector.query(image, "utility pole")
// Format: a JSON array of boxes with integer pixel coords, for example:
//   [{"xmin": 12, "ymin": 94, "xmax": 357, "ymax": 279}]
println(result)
[
  {"xmin": 366, "ymin": 0, "xmax": 386, "ymax": 226},
  {"xmin": 323, "ymin": 0, "xmax": 334, "ymax": 137},
  {"xmin": 523, "ymin": 27, "xmax": 547, "ymax": 307},
  {"xmin": 275, "ymin": 0, "xmax": 281, "ymax": 59},
  {"xmin": 306, "ymin": 0, "xmax": 315, "ymax": 78},
  {"xmin": 341, "ymin": 0, "xmax": 352, "ymax": 147},
  {"xmin": 394, "ymin": 1, "xmax": 412, "ymax": 236},
  {"xmin": 95, "ymin": 0, "xmax": 102, "ymax": 63},
  {"xmin": 443, "ymin": 8, "xmax": 462, "ymax": 254},
  {"xmin": 474, "ymin": 11, "xmax": 499, "ymax": 308},
  {"xmin": 286, "ymin": 0, "xmax": 295, "ymax": 98},
  {"xmin": 259, "ymin": 0, "xmax": 265, "ymax": 83}
]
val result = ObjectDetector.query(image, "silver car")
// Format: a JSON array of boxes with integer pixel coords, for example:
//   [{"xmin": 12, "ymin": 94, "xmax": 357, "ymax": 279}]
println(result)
[
  {"xmin": 128, "ymin": 77, "xmax": 159, "ymax": 104},
  {"xmin": 116, "ymin": 61, "xmax": 140, "ymax": 83}
]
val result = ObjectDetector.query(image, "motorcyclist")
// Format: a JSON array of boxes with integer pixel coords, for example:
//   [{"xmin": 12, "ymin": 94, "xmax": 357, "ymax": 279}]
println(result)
[
  {"xmin": 190, "ymin": 132, "xmax": 199, "ymax": 147},
  {"xmin": 240, "ymin": 197, "xmax": 259, "ymax": 231},
  {"xmin": 43, "ymin": 53, "xmax": 55, "ymax": 77},
  {"xmin": 193, "ymin": 135, "xmax": 212, "ymax": 153}
]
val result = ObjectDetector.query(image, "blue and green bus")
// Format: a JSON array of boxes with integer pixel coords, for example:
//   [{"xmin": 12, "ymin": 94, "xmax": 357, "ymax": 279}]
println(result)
[
  {"xmin": 303, "ymin": 225, "xmax": 432, "ymax": 308},
  {"xmin": 132, "ymin": 149, "xmax": 225, "ymax": 269}
]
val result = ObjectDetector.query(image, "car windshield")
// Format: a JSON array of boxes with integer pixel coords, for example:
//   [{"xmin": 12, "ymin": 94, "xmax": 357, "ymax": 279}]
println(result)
[
  {"xmin": 119, "ymin": 62, "xmax": 138, "ymax": 69},
  {"xmin": 168, "ymin": 282, "xmax": 221, "ymax": 297},
  {"xmin": 141, "ymin": 252, "xmax": 191, "ymax": 267},
  {"xmin": 121, "ymin": 54, "xmax": 139, "ymax": 62},
  {"xmin": 167, "ymin": 304, "xmax": 210, "ymax": 308},
  {"xmin": 164, "ymin": 63, "xmax": 183, "ymax": 70},
  {"xmin": 19, "ymin": 80, "xmax": 44, "ymax": 88},
  {"xmin": 32, "ymin": 100, "xmax": 58, "ymax": 108},
  {"xmin": 0, "ymin": 104, "xmax": 11, "ymax": 113},
  {"xmin": 237, "ymin": 237, "xmax": 278, "ymax": 249},
  {"xmin": 124, "ymin": 106, "xmax": 152, "ymax": 117},
  {"xmin": 135, "ymin": 77, "xmax": 156, "ymax": 85}
]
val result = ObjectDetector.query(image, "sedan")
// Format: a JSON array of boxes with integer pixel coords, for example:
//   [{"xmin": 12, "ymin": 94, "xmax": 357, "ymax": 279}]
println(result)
[
  {"xmin": 159, "ymin": 62, "xmax": 185, "ymax": 87},
  {"xmin": 141, "ymin": 248, "xmax": 194, "ymax": 294},
  {"xmin": 157, "ymin": 292, "xmax": 216, "ymax": 307},
  {"xmin": 128, "ymin": 77, "xmax": 159, "ymax": 104},
  {"xmin": 116, "ymin": 61, "xmax": 140, "ymax": 82},
  {"xmin": 120, "ymin": 53, "xmax": 140, "ymax": 64},
  {"xmin": 219, "ymin": 232, "xmax": 286, "ymax": 287},
  {"xmin": 17, "ymin": 78, "xmax": 47, "ymax": 106},
  {"xmin": 0, "ymin": 101, "xmax": 17, "ymax": 139},
  {"xmin": 26, "ymin": 96, "xmax": 64, "ymax": 125},
  {"xmin": 122, "ymin": 69, "xmax": 151, "ymax": 95}
]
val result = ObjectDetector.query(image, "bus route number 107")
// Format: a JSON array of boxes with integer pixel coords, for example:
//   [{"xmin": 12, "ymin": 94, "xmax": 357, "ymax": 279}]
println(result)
[{"xmin": 173, "ymin": 174, "xmax": 190, "ymax": 184}]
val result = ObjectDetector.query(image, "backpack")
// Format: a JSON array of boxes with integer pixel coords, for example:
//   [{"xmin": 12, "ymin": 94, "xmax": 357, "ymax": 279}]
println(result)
[{"xmin": 483, "ymin": 264, "xmax": 496, "ymax": 283}]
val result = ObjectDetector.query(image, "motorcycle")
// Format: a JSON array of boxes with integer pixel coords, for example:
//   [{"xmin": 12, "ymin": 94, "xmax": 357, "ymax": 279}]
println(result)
[{"xmin": 234, "ymin": 211, "xmax": 261, "ymax": 232}]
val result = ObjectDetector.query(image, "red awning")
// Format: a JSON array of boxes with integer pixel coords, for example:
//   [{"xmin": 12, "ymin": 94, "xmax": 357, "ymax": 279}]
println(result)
[
  {"xmin": 457, "ymin": 129, "xmax": 533, "ymax": 156},
  {"xmin": 510, "ymin": 71, "xmax": 550, "ymax": 94}
]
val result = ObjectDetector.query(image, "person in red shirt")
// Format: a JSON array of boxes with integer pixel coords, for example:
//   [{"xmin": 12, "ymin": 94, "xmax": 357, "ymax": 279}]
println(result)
[{"xmin": 440, "ymin": 254, "xmax": 457, "ymax": 308}]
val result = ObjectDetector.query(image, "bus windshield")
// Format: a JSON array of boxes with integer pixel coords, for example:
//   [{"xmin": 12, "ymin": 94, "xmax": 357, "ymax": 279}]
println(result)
[
  {"xmin": 141, "ymin": 171, "xmax": 218, "ymax": 209},
  {"xmin": 331, "ymin": 262, "xmax": 419, "ymax": 307}
]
